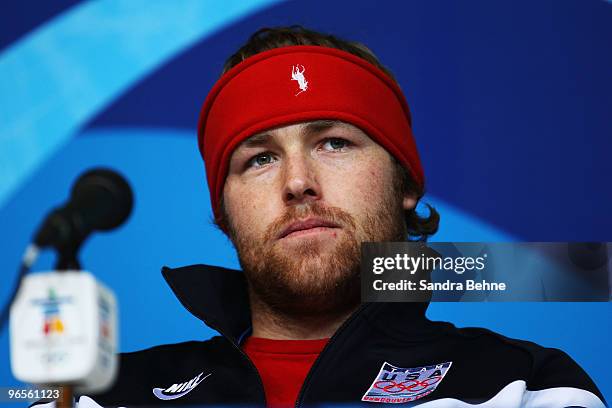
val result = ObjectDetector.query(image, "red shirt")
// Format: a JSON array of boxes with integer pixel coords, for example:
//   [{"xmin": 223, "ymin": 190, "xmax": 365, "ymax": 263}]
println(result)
[{"xmin": 242, "ymin": 337, "xmax": 329, "ymax": 408}]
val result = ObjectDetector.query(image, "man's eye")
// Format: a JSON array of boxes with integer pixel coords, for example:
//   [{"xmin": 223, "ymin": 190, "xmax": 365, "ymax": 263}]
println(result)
[
  {"xmin": 322, "ymin": 138, "xmax": 350, "ymax": 151},
  {"xmin": 247, "ymin": 152, "xmax": 275, "ymax": 169}
]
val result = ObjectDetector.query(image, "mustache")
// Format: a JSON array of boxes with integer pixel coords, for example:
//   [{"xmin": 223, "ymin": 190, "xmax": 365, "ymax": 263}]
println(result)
[{"xmin": 264, "ymin": 202, "xmax": 357, "ymax": 242}]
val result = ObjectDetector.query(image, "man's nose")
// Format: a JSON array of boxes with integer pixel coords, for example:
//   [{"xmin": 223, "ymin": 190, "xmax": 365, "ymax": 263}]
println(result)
[{"xmin": 281, "ymin": 153, "xmax": 320, "ymax": 205}]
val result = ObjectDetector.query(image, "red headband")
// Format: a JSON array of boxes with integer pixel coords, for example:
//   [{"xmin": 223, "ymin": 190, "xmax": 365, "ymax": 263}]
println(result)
[{"xmin": 198, "ymin": 45, "xmax": 424, "ymax": 221}]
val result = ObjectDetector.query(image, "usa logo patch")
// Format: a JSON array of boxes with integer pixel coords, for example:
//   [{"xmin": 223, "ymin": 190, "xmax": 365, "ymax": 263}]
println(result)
[{"xmin": 361, "ymin": 361, "xmax": 452, "ymax": 403}]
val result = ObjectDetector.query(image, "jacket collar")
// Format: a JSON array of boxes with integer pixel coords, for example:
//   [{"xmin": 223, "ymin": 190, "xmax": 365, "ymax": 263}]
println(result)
[
  {"xmin": 162, "ymin": 264, "xmax": 433, "ymax": 344},
  {"xmin": 162, "ymin": 264, "xmax": 251, "ymax": 343}
]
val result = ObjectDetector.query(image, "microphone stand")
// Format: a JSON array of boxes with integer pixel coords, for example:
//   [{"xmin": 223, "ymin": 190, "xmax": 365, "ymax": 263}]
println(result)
[
  {"xmin": 57, "ymin": 385, "xmax": 73, "ymax": 408},
  {"xmin": 55, "ymin": 249, "xmax": 80, "ymax": 408}
]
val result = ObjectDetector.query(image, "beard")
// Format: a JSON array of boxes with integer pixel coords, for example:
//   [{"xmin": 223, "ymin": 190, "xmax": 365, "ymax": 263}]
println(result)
[{"xmin": 226, "ymin": 191, "xmax": 407, "ymax": 320}]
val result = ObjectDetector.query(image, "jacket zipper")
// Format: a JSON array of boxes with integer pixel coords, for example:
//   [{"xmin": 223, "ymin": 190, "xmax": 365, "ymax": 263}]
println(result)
[
  {"xmin": 200, "ymin": 322, "xmax": 268, "ymax": 406},
  {"xmin": 216, "ymin": 326, "xmax": 268, "ymax": 407},
  {"xmin": 294, "ymin": 303, "xmax": 373, "ymax": 408}
]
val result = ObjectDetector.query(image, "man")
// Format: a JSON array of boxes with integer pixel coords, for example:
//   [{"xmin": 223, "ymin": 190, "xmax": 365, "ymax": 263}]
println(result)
[{"xmin": 38, "ymin": 26, "xmax": 605, "ymax": 408}]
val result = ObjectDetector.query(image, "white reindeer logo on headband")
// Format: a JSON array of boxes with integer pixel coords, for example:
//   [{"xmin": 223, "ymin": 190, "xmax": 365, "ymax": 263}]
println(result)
[{"xmin": 291, "ymin": 65, "xmax": 308, "ymax": 96}]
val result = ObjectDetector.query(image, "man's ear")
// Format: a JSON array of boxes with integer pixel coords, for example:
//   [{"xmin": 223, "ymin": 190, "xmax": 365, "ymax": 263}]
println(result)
[{"xmin": 402, "ymin": 191, "xmax": 418, "ymax": 211}]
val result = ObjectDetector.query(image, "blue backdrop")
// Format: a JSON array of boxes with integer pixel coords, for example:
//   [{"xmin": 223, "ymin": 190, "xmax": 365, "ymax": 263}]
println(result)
[{"xmin": 1, "ymin": 0, "xmax": 610, "ymax": 403}]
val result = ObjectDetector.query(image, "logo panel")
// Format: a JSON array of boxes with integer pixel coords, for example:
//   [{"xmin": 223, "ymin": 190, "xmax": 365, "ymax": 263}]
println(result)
[{"xmin": 362, "ymin": 361, "xmax": 452, "ymax": 403}]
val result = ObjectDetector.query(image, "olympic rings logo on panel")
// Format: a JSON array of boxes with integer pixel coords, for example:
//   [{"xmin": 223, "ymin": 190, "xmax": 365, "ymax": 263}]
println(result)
[{"xmin": 373, "ymin": 375, "xmax": 442, "ymax": 394}]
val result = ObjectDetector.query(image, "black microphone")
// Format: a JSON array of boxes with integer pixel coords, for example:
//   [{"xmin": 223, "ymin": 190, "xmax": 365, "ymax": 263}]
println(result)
[
  {"xmin": 33, "ymin": 168, "xmax": 134, "ymax": 269},
  {"xmin": 566, "ymin": 243, "xmax": 609, "ymax": 300},
  {"xmin": 567, "ymin": 243, "xmax": 608, "ymax": 271},
  {"xmin": 0, "ymin": 168, "xmax": 134, "ymax": 332}
]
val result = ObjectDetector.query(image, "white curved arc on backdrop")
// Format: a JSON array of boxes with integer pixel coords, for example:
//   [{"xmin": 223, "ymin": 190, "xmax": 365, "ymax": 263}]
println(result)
[{"xmin": 0, "ymin": 0, "xmax": 283, "ymax": 210}]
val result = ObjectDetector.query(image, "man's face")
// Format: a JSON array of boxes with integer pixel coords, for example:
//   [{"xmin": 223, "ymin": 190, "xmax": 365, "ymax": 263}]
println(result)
[{"xmin": 223, "ymin": 120, "xmax": 416, "ymax": 317}]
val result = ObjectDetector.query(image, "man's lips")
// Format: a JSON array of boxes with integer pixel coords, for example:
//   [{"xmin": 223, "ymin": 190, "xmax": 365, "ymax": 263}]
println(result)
[{"xmin": 278, "ymin": 218, "xmax": 340, "ymax": 239}]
